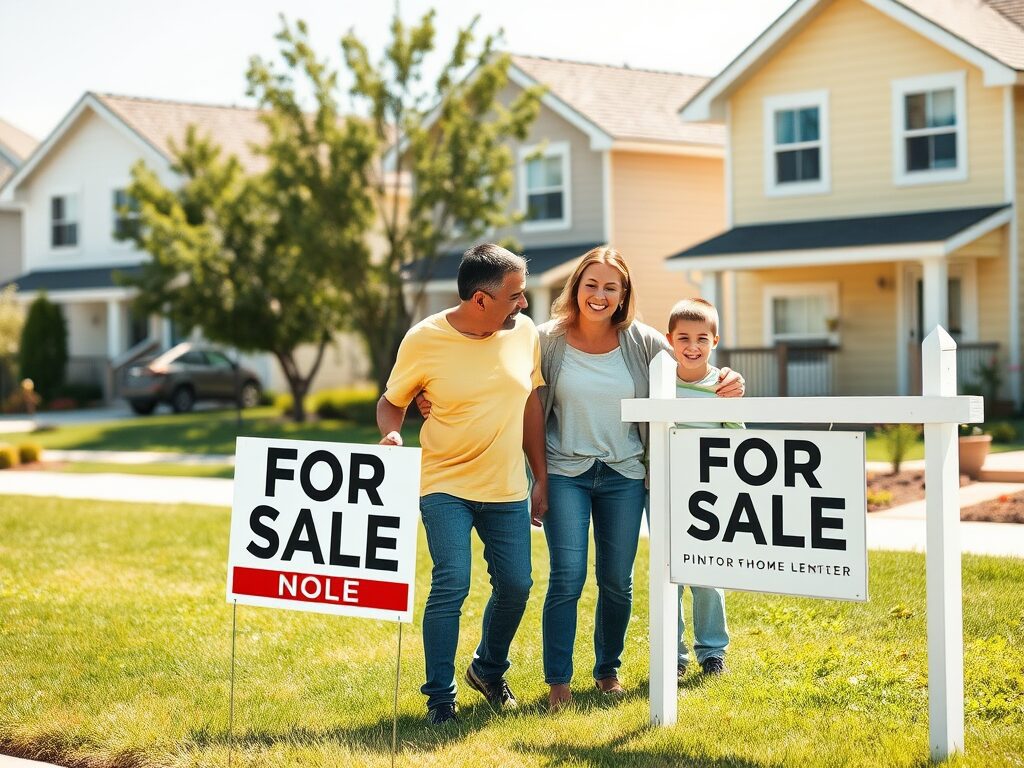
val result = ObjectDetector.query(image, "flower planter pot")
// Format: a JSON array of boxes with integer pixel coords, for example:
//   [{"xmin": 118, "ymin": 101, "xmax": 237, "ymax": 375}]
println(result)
[{"xmin": 958, "ymin": 434, "xmax": 992, "ymax": 480}]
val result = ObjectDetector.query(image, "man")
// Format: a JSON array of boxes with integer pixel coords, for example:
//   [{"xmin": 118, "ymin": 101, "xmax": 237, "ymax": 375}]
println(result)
[{"xmin": 377, "ymin": 243, "xmax": 548, "ymax": 725}]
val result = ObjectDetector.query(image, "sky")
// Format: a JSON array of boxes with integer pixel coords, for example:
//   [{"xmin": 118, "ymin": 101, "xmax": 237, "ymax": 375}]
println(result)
[{"xmin": 0, "ymin": 0, "xmax": 794, "ymax": 141}]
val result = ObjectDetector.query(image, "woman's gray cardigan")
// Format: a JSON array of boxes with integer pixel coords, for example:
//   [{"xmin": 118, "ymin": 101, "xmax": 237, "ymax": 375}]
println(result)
[{"xmin": 537, "ymin": 319, "xmax": 671, "ymax": 456}]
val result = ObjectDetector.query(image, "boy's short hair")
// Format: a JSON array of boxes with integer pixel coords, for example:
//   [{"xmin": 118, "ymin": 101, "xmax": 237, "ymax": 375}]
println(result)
[
  {"xmin": 668, "ymin": 297, "xmax": 719, "ymax": 336},
  {"xmin": 457, "ymin": 244, "xmax": 527, "ymax": 300}
]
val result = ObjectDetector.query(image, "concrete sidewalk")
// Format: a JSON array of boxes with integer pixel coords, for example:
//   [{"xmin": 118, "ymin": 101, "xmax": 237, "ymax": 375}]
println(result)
[
  {"xmin": 43, "ymin": 449, "xmax": 235, "ymax": 465},
  {"xmin": 0, "ymin": 469, "xmax": 1022, "ymax": 557}
]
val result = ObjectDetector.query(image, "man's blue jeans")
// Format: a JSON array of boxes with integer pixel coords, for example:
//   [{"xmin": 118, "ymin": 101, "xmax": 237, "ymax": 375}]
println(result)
[
  {"xmin": 419, "ymin": 493, "xmax": 533, "ymax": 710},
  {"xmin": 677, "ymin": 585, "xmax": 729, "ymax": 666},
  {"xmin": 542, "ymin": 462, "xmax": 646, "ymax": 685}
]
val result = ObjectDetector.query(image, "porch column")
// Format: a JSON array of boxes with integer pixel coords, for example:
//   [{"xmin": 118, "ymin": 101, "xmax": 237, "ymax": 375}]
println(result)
[
  {"xmin": 106, "ymin": 300, "xmax": 123, "ymax": 358},
  {"xmin": 530, "ymin": 286, "xmax": 552, "ymax": 324},
  {"xmin": 161, "ymin": 316, "xmax": 174, "ymax": 348},
  {"xmin": 701, "ymin": 271, "xmax": 722, "ymax": 365},
  {"xmin": 922, "ymin": 258, "xmax": 949, "ymax": 336}
]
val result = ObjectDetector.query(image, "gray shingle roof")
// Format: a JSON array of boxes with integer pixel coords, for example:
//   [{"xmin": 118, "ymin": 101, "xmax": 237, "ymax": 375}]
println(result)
[
  {"xmin": 669, "ymin": 205, "xmax": 1010, "ymax": 259},
  {"xmin": 510, "ymin": 55, "xmax": 725, "ymax": 147},
  {"xmin": 2, "ymin": 265, "xmax": 145, "ymax": 292}
]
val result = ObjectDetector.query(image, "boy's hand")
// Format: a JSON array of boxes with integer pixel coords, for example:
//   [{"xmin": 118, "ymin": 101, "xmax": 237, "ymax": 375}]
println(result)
[{"xmin": 715, "ymin": 367, "xmax": 745, "ymax": 398}]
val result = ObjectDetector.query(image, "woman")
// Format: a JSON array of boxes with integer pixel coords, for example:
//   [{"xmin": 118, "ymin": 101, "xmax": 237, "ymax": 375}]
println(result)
[{"xmin": 537, "ymin": 245, "xmax": 743, "ymax": 711}]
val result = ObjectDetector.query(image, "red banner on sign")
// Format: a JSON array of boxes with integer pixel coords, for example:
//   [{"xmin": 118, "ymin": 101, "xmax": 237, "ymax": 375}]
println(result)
[{"xmin": 232, "ymin": 566, "xmax": 408, "ymax": 611}]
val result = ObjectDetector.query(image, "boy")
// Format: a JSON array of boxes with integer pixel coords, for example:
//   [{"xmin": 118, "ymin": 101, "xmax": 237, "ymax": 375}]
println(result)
[{"xmin": 665, "ymin": 297, "xmax": 741, "ymax": 678}]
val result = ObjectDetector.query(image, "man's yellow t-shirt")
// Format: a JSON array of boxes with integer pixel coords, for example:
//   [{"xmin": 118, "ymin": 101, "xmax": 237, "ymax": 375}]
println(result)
[{"xmin": 384, "ymin": 311, "xmax": 544, "ymax": 502}]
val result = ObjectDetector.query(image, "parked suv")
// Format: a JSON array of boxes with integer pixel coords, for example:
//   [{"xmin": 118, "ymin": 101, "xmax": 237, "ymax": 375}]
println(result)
[{"xmin": 122, "ymin": 343, "xmax": 262, "ymax": 415}]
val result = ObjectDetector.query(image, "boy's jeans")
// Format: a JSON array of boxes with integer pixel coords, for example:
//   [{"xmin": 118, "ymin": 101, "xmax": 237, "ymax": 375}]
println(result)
[
  {"xmin": 542, "ymin": 462, "xmax": 646, "ymax": 684},
  {"xmin": 419, "ymin": 493, "xmax": 533, "ymax": 710},
  {"xmin": 677, "ymin": 585, "xmax": 729, "ymax": 666}
]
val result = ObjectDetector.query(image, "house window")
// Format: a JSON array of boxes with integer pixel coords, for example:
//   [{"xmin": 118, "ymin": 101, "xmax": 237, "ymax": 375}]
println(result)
[
  {"xmin": 763, "ymin": 91, "xmax": 830, "ymax": 196},
  {"xmin": 51, "ymin": 194, "xmax": 78, "ymax": 248},
  {"xmin": 520, "ymin": 141, "xmax": 570, "ymax": 231},
  {"xmin": 764, "ymin": 283, "xmax": 839, "ymax": 345},
  {"xmin": 892, "ymin": 72, "xmax": 967, "ymax": 185},
  {"xmin": 113, "ymin": 189, "xmax": 141, "ymax": 240}
]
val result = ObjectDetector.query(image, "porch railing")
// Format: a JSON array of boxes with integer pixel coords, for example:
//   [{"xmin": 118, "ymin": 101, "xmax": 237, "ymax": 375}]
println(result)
[
  {"xmin": 715, "ymin": 344, "xmax": 840, "ymax": 397},
  {"xmin": 908, "ymin": 341, "xmax": 999, "ymax": 395}
]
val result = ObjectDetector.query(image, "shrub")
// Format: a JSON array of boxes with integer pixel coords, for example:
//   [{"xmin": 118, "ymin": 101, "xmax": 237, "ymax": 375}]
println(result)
[
  {"xmin": 50, "ymin": 382, "xmax": 103, "ymax": 408},
  {"xmin": 987, "ymin": 422, "xmax": 1017, "ymax": 444},
  {"xmin": 18, "ymin": 293, "xmax": 68, "ymax": 401},
  {"xmin": 867, "ymin": 489, "xmax": 894, "ymax": 508},
  {"xmin": 311, "ymin": 388, "xmax": 377, "ymax": 423},
  {"xmin": 17, "ymin": 442, "xmax": 42, "ymax": 464},
  {"xmin": 0, "ymin": 444, "xmax": 20, "ymax": 469},
  {"xmin": 879, "ymin": 423, "xmax": 920, "ymax": 473}
]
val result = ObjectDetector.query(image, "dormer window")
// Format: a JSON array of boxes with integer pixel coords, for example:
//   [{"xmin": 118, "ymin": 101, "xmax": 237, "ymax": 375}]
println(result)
[
  {"xmin": 763, "ymin": 91, "xmax": 830, "ymax": 197},
  {"xmin": 51, "ymin": 194, "xmax": 78, "ymax": 248},
  {"xmin": 520, "ymin": 141, "xmax": 571, "ymax": 232},
  {"xmin": 892, "ymin": 71, "xmax": 967, "ymax": 185}
]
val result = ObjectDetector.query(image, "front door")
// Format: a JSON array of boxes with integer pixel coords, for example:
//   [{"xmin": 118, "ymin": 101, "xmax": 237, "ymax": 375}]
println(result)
[{"xmin": 903, "ymin": 263, "xmax": 974, "ymax": 393}]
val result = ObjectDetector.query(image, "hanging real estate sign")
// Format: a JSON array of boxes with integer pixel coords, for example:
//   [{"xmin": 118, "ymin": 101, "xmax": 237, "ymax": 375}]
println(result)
[
  {"xmin": 227, "ymin": 436, "xmax": 421, "ymax": 622},
  {"xmin": 669, "ymin": 429, "xmax": 867, "ymax": 601}
]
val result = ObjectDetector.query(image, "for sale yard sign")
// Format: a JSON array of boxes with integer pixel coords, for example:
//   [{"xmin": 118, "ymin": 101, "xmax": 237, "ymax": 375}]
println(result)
[
  {"xmin": 227, "ymin": 437, "xmax": 421, "ymax": 622},
  {"xmin": 669, "ymin": 429, "xmax": 868, "ymax": 601}
]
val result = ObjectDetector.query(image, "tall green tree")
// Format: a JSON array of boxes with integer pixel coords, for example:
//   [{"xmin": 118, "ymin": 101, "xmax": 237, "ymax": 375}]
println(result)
[
  {"xmin": 18, "ymin": 292, "xmax": 67, "ymax": 401},
  {"xmin": 125, "ymin": 72, "xmax": 376, "ymax": 422},
  {"xmin": 0, "ymin": 285, "xmax": 25, "ymax": 402},
  {"xmin": 249, "ymin": 12, "xmax": 543, "ymax": 393}
]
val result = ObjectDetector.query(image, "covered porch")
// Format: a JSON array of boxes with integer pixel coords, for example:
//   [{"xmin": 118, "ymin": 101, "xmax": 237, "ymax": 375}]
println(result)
[
  {"xmin": 7, "ymin": 265, "xmax": 173, "ymax": 402},
  {"xmin": 667, "ymin": 205, "xmax": 1019, "ymax": 407}
]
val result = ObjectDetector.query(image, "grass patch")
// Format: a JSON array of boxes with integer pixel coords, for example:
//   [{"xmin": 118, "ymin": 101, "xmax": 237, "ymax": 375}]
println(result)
[
  {"xmin": 9, "ymin": 407, "xmax": 418, "ymax": 455},
  {"xmin": 1, "ymin": 495, "xmax": 1022, "ymax": 766},
  {"xmin": 56, "ymin": 462, "xmax": 236, "ymax": 478}
]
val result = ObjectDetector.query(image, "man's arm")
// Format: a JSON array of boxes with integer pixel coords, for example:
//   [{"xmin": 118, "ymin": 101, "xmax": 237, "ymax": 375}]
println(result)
[
  {"xmin": 377, "ymin": 395, "xmax": 406, "ymax": 446},
  {"xmin": 523, "ymin": 388, "xmax": 548, "ymax": 527}
]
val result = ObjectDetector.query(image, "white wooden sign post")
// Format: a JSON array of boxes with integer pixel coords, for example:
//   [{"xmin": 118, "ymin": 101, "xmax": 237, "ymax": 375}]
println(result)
[{"xmin": 622, "ymin": 328, "xmax": 983, "ymax": 762}]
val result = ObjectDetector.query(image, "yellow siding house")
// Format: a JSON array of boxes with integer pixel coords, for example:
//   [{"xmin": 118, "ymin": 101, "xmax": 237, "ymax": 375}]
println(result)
[{"xmin": 675, "ymin": 0, "xmax": 1023, "ymax": 409}]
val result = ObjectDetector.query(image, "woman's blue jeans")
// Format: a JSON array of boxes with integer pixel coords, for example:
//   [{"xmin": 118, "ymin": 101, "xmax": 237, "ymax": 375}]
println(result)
[
  {"xmin": 419, "ymin": 493, "xmax": 533, "ymax": 710},
  {"xmin": 542, "ymin": 462, "xmax": 646, "ymax": 685}
]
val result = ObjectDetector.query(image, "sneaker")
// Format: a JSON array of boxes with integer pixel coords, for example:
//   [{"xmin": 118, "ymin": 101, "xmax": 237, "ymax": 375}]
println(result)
[
  {"xmin": 426, "ymin": 702, "xmax": 459, "ymax": 725},
  {"xmin": 465, "ymin": 664, "xmax": 518, "ymax": 709},
  {"xmin": 677, "ymin": 662, "xmax": 688, "ymax": 681},
  {"xmin": 700, "ymin": 657, "xmax": 726, "ymax": 675}
]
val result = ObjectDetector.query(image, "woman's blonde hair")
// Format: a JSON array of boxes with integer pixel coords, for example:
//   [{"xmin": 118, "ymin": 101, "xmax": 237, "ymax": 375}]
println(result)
[{"xmin": 550, "ymin": 246, "xmax": 637, "ymax": 331}]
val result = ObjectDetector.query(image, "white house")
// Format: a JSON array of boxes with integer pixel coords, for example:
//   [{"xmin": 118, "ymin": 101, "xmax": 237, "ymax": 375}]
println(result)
[
  {"xmin": 0, "ymin": 93, "xmax": 370, "ymax": 400},
  {"xmin": 0, "ymin": 118, "xmax": 39, "ymax": 285}
]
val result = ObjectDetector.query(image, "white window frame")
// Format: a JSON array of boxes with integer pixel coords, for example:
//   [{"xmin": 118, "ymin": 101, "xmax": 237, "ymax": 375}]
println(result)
[
  {"xmin": 891, "ymin": 71, "xmax": 968, "ymax": 186},
  {"xmin": 111, "ymin": 183, "xmax": 140, "ymax": 248},
  {"xmin": 763, "ymin": 90, "xmax": 831, "ymax": 197},
  {"xmin": 762, "ymin": 282, "xmax": 840, "ymax": 346},
  {"xmin": 48, "ymin": 188, "xmax": 81, "ymax": 253},
  {"xmin": 519, "ymin": 141, "xmax": 571, "ymax": 233}
]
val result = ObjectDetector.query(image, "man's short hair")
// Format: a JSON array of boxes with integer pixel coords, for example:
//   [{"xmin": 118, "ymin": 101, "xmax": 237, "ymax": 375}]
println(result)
[
  {"xmin": 457, "ymin": 244, "xmax": 527, "ymax": 300},
  {"xmin": 668, "ymin": 297, "xmax": 719, "ymax": 336}
]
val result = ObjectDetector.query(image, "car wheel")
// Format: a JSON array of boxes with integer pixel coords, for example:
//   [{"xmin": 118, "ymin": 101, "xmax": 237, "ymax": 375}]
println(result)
[
  {"xmin": 129, "ymin": 399, "xmax": 156, "ymax": 415},
  {"xmin": 239, "ymin": 380, "xmax": 261, "ymax": 409},
  {"xmin": 171, "ymin": 386, "xmax": 196, "ymax": 413}
]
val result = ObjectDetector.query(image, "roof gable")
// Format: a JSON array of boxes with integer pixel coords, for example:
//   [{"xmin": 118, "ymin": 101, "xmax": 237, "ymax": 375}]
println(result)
[
  {"xmin": 682, "ymin": 0, "xmax": 1022, "ymax": 122},
  {"xmin": 510, "ymin": 55, "xmax": 724, "ymax": 149}
]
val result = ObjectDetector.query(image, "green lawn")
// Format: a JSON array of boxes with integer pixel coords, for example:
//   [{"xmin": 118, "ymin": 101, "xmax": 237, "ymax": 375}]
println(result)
[
  {"xmin": 1, "ymin": 495, "xmax": 1021, "ymax": 767},
  {"xmin": 12, "ymin": 407, "xmax": 418, "ymax": 454}
]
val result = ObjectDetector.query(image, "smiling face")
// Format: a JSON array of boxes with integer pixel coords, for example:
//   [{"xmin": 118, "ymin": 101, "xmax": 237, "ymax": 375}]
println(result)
[
  {"xmin": 667, "ymin": 318, "xmax": 719, "ymax": 382},
  {"xmin": 481, "ymin": 269, "xmax": 528, "ymax": 332},
  {"xmin": 575, "ymin": 262, "xmax": 625, "ymax": 326}
]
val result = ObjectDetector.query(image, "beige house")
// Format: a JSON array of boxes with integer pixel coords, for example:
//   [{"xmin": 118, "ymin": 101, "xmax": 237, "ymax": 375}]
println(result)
[
  {"xmin": 674, "ymin": 0, "xmax": 1023, "ymax": 408},
  {"xmin": 410, "ymin": 54, "xmax": 726, "ymax": 332}
]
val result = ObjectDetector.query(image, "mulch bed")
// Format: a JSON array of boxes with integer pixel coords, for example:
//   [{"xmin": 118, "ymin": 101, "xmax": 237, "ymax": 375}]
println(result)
[{"xmin": 868, "ymin": 469, "xmax": 1024, "ymax": 523}]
